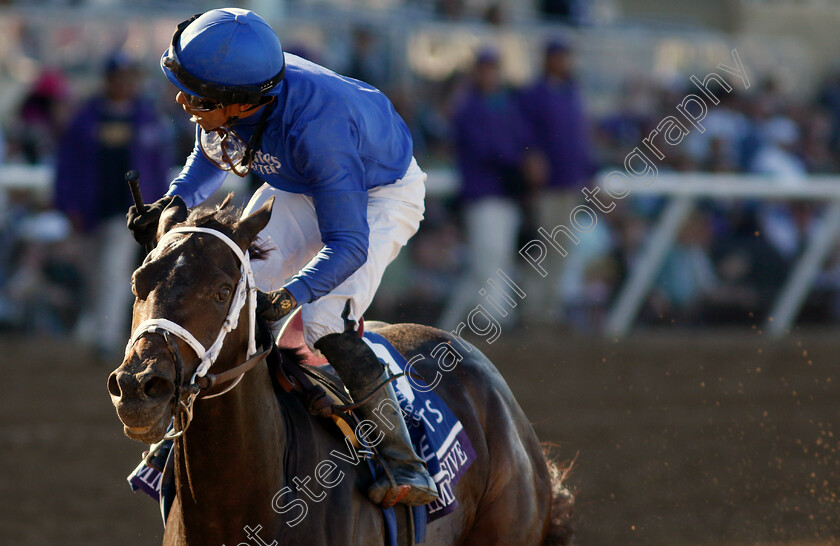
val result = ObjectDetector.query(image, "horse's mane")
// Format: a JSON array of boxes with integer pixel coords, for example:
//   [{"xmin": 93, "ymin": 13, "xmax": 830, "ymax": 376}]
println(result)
[{"xmin": 183, "ymin": 199, "xmax": 271, "ymax": 262}]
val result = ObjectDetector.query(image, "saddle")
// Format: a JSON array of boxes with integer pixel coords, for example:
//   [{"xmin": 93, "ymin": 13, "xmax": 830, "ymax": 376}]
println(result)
[{"xmin": 269, "ymin": 308, "xmax": 365, "ymax": 447}]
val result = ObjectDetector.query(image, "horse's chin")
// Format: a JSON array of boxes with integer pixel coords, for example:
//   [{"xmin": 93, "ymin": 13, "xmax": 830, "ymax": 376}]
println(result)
[{"xmin": 122, "ymin": 411, "xmax": 172, "ymax": 444}]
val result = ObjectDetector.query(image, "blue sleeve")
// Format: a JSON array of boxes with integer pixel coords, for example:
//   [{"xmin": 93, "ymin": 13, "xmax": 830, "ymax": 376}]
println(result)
[
  {"xmin": 166, "ymin": 129, "xmax": 227, "ymax": 208},
  {"xmin": 282, "ymin": 118, "xmax": 370, "ymax": 305}
]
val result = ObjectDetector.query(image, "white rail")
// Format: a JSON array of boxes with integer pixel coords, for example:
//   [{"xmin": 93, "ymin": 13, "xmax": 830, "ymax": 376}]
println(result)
[
  {"xmin": 599, "ymin": 172, "xmax": 840, "ymax": 337},
  {"xmin": 0, "ymin": 164, "xmax": 53, "ymax": 196}
]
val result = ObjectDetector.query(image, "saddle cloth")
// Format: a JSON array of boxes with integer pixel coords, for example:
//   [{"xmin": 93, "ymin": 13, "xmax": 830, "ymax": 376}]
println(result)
[{"xmin": 360, "ymin": 331, "xmax": 477, "ymax": 523}]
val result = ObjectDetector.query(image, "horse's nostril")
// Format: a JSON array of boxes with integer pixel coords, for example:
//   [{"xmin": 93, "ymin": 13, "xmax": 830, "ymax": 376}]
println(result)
[
  {"xmin": 107, "ymin": 372, "xmax": 121, "ymax": 397},
  {"xmin": 143, "ymin": 376, "xmax": 171, "ymax": 400}
]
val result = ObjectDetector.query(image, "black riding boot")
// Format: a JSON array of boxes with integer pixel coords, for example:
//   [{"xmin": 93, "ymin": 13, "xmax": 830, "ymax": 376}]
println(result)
[{"xmin": 315, "ymin": 331, "xmax": 438, "ymax": 506}]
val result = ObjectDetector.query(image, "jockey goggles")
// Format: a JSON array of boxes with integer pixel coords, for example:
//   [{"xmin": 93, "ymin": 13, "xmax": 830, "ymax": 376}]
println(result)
[
  {"xmin": 183, "ymin": 92, "xmax": 222, "ymax": 112},
  {"xmin": 161, "ymin": 13, "xmax": 285, "ymax": 106}
]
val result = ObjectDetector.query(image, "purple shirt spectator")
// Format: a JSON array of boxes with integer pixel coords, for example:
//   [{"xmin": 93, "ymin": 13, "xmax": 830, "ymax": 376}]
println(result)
[
  {"xmin": 54, "ymin": 95, "xmax": 172, "ymax": 232},
  {"xmin": 519, "ymin": 41, "xmax": 592, "ymax": 189},
  {"xmin": 451, "ymin": 82, "xmax": 532, "ymax": 202}
]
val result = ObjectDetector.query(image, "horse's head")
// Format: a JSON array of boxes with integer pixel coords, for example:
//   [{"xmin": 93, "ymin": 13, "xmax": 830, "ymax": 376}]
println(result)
[{"xmin": 107, "ymin": 194, "xmax": 274, "ymax": 443}]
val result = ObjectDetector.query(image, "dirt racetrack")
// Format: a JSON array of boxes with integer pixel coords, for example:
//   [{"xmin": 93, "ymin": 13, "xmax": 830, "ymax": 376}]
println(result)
[{"xmin": 2, "ymin": 327, "xmax": 839, "ymax": 545}]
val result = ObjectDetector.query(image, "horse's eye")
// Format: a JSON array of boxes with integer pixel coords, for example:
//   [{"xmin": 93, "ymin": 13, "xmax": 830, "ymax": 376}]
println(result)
[{"xmin": 216, "ymin": 286, "xmax": 232, "ymax": 302}]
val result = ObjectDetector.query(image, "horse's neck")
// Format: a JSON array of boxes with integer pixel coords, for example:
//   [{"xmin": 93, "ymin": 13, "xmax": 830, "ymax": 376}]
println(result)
[{"xmin": 169, "ymin": 360, "xmax": 285, "ymax": 544}]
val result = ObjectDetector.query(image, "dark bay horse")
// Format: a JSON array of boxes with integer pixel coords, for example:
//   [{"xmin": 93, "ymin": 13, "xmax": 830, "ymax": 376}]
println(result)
[{"xmin": 107, "ymin": 196, "xmax": 572, "ymax": 545}]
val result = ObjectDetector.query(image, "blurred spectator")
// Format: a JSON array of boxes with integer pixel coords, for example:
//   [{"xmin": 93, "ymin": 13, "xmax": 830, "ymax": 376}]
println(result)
[
  {"xmin": 755, "ymin": 77, "xmax": 789, "ymax": 121},
  {"xmin": 561, "ymin": 216, "xmax": 615, "ymax": 332},
  {"xmin": 53, "ymin": 52, "xmax": 172, "ymax": 359},
  {"xmin": 0, "ymin": 124, "xmax": 6, "ymax": 165},
  {"xmin": 435, "ymin": 0, "xmax": 466, "ymax": 20},
  {"xmin": 817, "ymin": 67, "xmax": 840, "ymax": 163},
  {"xmin": 1, "ymin": 210, "xmax": 83, "ymax": 333},
  {"xmin": 1, "ymin": 17, "xmax": 839, "ymax": 337},
  {"xmin": 609, "ymin": 210, "xmax": 649, "ymax": 295},
  {"xmin": 705, "ymin": 207, "xmax": 789, "ymax": 323},
  {"xmin": 750, "ymin": 116, "xmax": 806, "ymax": 181},
  {"xmin": 595, "ymin": 77, "xmax": 659, "ymax": 168},
  {"xmin": 649, "ymin": 211, "xmax": 719, "ymax": 324},
  {"xmin": 11, "ymin": 68, "xmax": 70, "ymax": 164},
  {"xmin": 799, "ymin": 109, "xmax": 836, "ymax": 174},
  {"xmin": 389, "ymin": 83, "xmax": 452, "ymax": 164},
  {"xmin": 483, "ymin": 3, "xmax": 507, "ymax": 26},
  {"xmin": 747, "ymin": 116, "xmax": 810, "ymax": 262},
  {"xmin": 373, "ymin": 216, "xmax": 464, "ymax": 325},
  {"xmin": 437, "ymin": 47, "xmax": 536, "ymax": 330},
  {"xmin": 344, "ymin": 26, "xmax": 390, "ymax": 90},
  {"xmin": 539, "ymin": 0, "xmax": 586, "ymax": 24},
  {"xmin": 284, "ymin": 42, "xmax": 321, "ymax": 65},
  {"xmin": 685, "ymin": 92, "xmax": 748, "ymax": 172},
  {"xmin": 518, "ymin": 38, "xmax": 592, "ymax": 325}
]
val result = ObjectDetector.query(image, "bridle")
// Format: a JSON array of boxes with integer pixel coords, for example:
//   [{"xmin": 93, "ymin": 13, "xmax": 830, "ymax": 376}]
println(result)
[{"xmin": 124, "ymin": 226, "xmax": 270, "ymax": 439}]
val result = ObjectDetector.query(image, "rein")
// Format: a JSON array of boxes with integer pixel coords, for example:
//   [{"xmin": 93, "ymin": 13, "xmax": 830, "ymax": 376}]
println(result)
[{"xmin": 124, "ymin": 226, "xmax": 268, "ymax": 439}]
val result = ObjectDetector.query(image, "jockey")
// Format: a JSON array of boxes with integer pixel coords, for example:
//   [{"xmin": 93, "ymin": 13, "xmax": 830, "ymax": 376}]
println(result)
[{"xmin": 127, "ymin": 8, "xmax": 436, "ymax": 507}]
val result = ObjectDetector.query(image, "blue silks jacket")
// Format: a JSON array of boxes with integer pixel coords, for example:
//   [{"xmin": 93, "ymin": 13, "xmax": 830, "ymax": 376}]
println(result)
[{"xmin": 167, "ymin": 54, "xmax": 414, "ymax": 305}]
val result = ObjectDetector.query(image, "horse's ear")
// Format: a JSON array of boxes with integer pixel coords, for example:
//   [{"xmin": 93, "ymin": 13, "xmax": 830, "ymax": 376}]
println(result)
[
  {"xmin": 218, "ymin": 192, "xmax": 235, "ymax": 211},
  {"xmin": 157, "ymin": 196, "xmax": 189, "ymax": 239},
  {"xmin": 234, "ymin": 197, "xmax": 274, "ymax": 250}
]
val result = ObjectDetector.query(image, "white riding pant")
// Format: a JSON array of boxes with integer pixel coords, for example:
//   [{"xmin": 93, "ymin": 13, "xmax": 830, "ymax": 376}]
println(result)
[{"xmin": 244, "ymin": 158, "xmax": 426, "ymax": 350}]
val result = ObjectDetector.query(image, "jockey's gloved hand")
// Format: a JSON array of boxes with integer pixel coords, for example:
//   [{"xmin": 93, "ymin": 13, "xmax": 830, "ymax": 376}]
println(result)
[
  {"xmin": 126, "ymin": 195, "xmax": 175, "ymax": 246},
  {"xmin": 257, "ymin": 288, "xmax": 298, "ymax": 321}
]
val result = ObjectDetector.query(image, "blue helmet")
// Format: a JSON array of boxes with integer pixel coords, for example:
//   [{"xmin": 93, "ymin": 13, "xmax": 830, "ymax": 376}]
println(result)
[{"xmin": 161, "ymin": 8, "xmax": 285, "ymax": 104}]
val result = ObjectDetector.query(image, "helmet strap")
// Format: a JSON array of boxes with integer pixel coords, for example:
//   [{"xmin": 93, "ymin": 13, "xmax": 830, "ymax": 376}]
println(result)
[{"xmin": 240, "ymin": 100, "xmax": 274, "ymax": 168}]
